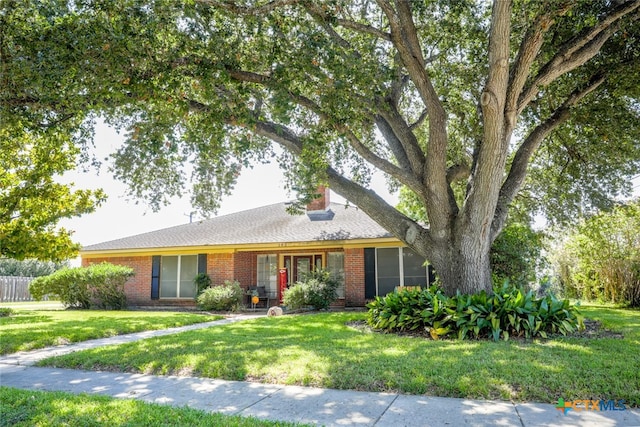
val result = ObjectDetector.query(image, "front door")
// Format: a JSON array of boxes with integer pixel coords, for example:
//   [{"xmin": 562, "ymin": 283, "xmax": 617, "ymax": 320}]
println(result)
[{"xmin": 293, "ymin": 256, "xmax": 313, "ymax": 282}]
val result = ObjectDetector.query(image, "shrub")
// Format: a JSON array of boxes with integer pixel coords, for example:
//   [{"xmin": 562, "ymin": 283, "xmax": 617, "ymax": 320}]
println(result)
[
  {"xmin": 196, "ymin": 280, "xmax": 243, "ymax": 311},
  {"xmin": 366, "ymin": 282, "xmax": 583, "ymax": 341},
  {"xmin": 29, "ymin": 263, "xmax": 133, "ymax": 309},
  {"xmin": 0, "ymin": 307, "xmax": 13, "ymax": 317},
  {"xmin": 194, "ymin": 273, "xmax": 212, "ymax": 297},
  {"xmin": 555, "ymin": 200, "xmax": 640, "ymax": 307},
  {"xmin": 282, "ymin": 283, "xmax": 307, "ymax": 310},
  {"xmin": 283, "ymin": 269, "xmax": 339, "ymax": 310}
]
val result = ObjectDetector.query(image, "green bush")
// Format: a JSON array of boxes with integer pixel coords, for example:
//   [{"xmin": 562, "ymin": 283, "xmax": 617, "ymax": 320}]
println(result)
[
  {"xmin": 29, "ymin": 263, "xmax": 133, "ymax": 309},
  {"xmin": 283, "ymin": 269, "xmax": 339, "ymax": 310},
  {"xmin": 556, "ymin": 200, "xmax": 640, "ymax": 307},
  {"xmin": 282, "ymin": 283, "xmax": 307, "ymax": 310},
  {"xmin": 196, "ymin": 280, "xmax": 243, "ymax": 311},
  {"xmin": 366, "ymin": 283, "xmax": 583, "ymax": 341},
  {"xmin": 0, "ymin": 307, "xmax": 13, "ymax": 317},
  {"xmin": 194, "ymin": 273, "xmax": 212, "ymax": 297}
]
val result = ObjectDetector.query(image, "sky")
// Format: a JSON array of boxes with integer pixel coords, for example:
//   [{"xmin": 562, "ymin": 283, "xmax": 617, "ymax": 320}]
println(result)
[{"xmin": 59, "ymin": 121, "xmax": 399, "ymax": 248}]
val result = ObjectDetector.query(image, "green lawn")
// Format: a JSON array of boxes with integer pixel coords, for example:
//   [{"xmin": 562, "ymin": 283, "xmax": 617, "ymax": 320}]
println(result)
[
  {"xmin": 0, "ymin": 387, "xmax": 308, "ymax": 427},
  {"xmin": 0, "ymin": 309, "xmax": 222, "ymax": 355},
  {"xmin": 36, "ymin": 306, "xmax": 640, "ymax": 407},
  {"xmin": 0, "ymin": 300, "xmax": 65, "ymax": 310}
]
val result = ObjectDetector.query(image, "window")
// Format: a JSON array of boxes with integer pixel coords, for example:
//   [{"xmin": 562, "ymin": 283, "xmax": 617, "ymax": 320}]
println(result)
[
  {"xmin": 327, "ymin": 252, "xmax": 345, "ymax": 298},
  {"xmin": 376, "ymin": 247, "xmax": 429, "ymax": 296},
  {"xmin": 376, "ymin": 247, "xmax": 401, "ymax": 296},
  {"xmin": 160, "ymin": 255, "xmax": 198, "ymax": 298},
  {"xmin": 402, "ymin": 249, "xmax": 428, "ymax": 287},
  {"xmin": 257, "ymin": 254, "xmax": 278, "ymax": 297},
  {"xmin": 282, "ymin": 254, "xmax": 323, "ymax": 286}
]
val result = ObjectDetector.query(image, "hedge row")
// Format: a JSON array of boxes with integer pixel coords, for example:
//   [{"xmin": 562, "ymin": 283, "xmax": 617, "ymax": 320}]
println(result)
[{"xmin": 29, "ymin": 263, "xmax": 134, "ymax": 309}]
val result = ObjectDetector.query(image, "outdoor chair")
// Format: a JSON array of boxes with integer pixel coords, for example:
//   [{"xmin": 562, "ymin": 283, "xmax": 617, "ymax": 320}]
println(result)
[{"xmin": 247, "ymin": 286, "xmax": 270, "ymax": 309}]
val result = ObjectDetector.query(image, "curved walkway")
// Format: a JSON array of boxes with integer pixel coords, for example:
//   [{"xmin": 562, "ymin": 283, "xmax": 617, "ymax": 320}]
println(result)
[{"xmin": 1, "ymin": 314, "xmax": 638, "ymax": 427}]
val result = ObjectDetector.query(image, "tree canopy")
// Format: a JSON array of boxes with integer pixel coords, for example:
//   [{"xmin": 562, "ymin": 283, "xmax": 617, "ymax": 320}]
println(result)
[
  {"xmin": 2, "ymin": 0, "xmax": 639, "ymax": 294},
  {"xmin": 0, "ymin": 121, "xmax": 106, "ymax": 261}
]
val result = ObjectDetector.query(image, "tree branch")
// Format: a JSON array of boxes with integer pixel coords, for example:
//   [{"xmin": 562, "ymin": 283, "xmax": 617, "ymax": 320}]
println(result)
[
  {"xmin": 304, "ymin": 4, "xmax": 355, "ymax": 51},
  {"xmin": 505, "ymin": 7, "xmax": 566, "ymax": 128},
  {"xmin": 517, "ymin": 1, "xmax": 639, "ymax": 113},
  {"xmin": 335, "ymin": 19, "xmax": 391, "ymax": 41},
  {"xmin": 376, "ymin": 0, "xmax": 451, "ymax": 233},
  {"xmin": 492, "ymin": 73, "xmax": 606, "ymax": 240},
  {"xmin": 325, "ymin": 167, "xmax": 435, "ymax": 256},
  {"xmin": 283, "ymin": 91, "xmax": 420, "ymax": 188},
  {"xmin": 338, "ymin": 124, "xmax": 421, "ymax": 189},
  {"xmin": 190, "ymin": 80, "xmax": 420, "ymax": 192},
  {"xmin": 375, "ymin": 115, "xmax": 413, "ymax": 173},
  {"xmin": 461, "ymin": 0, "xmax": 512, "ymax": 237},
  {"xmin": 447, "ymin": 163, "xmax": 471, "ymax": 184},
  {"xmin": 376, "ymin": 100, "xmax": 426, "ymax": 177},
  {"xmin": 225, "ymin": 68, "xmax": 271, "ymax": 84},
  {"xmin": 409, "ymin": 109, "xmax": 428, "ymax": 130},
  {"xmin": 197, "ymin": 0, "xmax": 300, "ymax": 15}
]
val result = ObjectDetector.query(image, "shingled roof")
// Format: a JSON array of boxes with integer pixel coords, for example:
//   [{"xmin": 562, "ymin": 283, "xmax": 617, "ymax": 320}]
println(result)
[{"xmin": 82, "ymin": 202, "xmax": 393, "ymax": 252}]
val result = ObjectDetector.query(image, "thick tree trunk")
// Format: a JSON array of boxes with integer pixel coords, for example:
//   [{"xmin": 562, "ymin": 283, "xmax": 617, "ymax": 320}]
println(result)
[{"xmin": 429, "ymin": 230, "xmax": 493, "ymax": 296}]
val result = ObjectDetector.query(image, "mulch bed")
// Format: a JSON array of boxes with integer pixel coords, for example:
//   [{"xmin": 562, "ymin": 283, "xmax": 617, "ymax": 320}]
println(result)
[{"xmin": 346, "ymin": 318, "xmax": 624, "ymax": 340}]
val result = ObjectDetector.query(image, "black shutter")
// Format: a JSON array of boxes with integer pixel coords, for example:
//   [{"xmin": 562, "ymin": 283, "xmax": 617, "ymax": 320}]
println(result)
[
  {"xmin": 197, "ymin": 254, "xmax": 207, "ymax": 275},
  {"xmin": 364, "ymin": 248, "xmax": 376, "ymax": 299},
  {"xmin": 151, "ymin": 256, "xmax": 161, "ymax": 300}
]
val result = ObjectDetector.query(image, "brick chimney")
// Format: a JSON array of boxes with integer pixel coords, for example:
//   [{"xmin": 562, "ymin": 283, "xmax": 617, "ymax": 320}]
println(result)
[{"xmin": 306, "ymin": 185, "xmax": 330, "ymax": 212}]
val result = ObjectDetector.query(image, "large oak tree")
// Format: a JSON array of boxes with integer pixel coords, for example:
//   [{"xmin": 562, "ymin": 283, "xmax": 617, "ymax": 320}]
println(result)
[{"xmin": 2, "ymin": 0, "xmax": 639, "ymax": 293}]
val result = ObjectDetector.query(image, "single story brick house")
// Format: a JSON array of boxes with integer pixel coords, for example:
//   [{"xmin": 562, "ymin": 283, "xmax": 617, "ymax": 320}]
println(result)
[{"xmin": 81, "ymin": 188, "xmax": 434, "ymax": 307}]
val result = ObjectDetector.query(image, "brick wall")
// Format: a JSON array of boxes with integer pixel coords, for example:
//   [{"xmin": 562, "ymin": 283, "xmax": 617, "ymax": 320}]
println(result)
[
  {"xmin": 207, "ymin": 253, "xmax": 235, "ymax": 285},
  {"xmin": 82, "ymin": 256, "xmax": 153, "ymax": 305},
  {"xmin": 344, "ymin": 248, "xmax": 365, "ymax": 307},
  {"xmin": 233, "ymin": 252, "xmax": 255, "ymax": 289},
  {"xmin": 82, "ymin": 246, "xmax": 370, "ymax": 308}
]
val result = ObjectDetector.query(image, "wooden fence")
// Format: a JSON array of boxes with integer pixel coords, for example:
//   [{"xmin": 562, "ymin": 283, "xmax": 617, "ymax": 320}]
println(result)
[{"xmin": 0, "ymin": 276, "xmax": 46, "ymax": 302}]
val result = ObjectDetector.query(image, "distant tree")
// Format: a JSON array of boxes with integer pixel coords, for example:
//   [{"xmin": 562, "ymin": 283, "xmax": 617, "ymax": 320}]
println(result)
[
  {"xmin": 2, "ymin": 1, "xmax": 639, "ymax": 295},
  {"xmin": 490, "ymin": 222, "xmax": 545, "ymax": 288},
  {"xmin": 555, "ymin": 200, "xmax": 640, "ymax": 307},
  {"xmin": 0, "ymin": 258, "xmax": 69, "ymax": 277}
]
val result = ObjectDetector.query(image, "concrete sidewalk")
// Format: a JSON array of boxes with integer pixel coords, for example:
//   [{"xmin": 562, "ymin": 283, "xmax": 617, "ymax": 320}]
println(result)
[{"xmin": 1, "ymin": 315, "xmax": 638, "ymax": 426}]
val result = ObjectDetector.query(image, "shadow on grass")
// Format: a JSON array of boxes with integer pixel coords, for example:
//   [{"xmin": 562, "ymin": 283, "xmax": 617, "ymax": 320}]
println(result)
[
  {"xmin": 0, "ymin": 386, "xmax": 302, "ymax": 427},
  {"xmin": 0, "ymin": 311, "xmax": 219, "ymax": 355},
  {"xmin": 36, "ymin": 310, "xmax": 640, "ymax": 408}
]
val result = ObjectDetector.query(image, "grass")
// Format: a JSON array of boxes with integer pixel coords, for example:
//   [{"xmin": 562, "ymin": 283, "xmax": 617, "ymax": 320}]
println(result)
[
  {"xmin": 36, "ymin": 306, "xmax": 640, "ymax": 407},
  {"xmin": 0, "ymin": 387, "xmax": 308, "ymax": 427},
  {"xmin": 0, "ymin": 300, "xmax": 65, "ymax": 309},
  {"xmin": 0, "ymin": 309, "xmax": 222, "ymax": 355}
]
